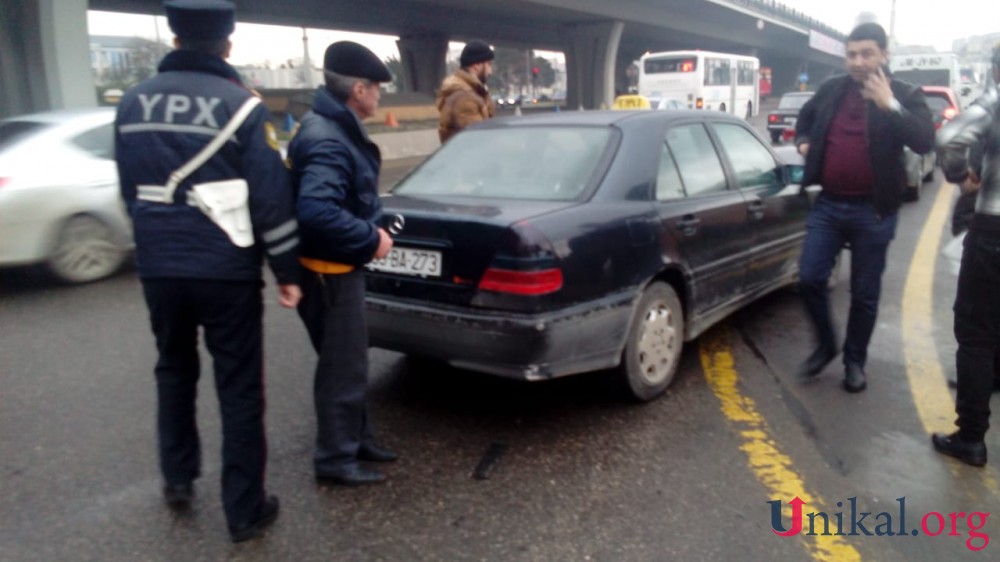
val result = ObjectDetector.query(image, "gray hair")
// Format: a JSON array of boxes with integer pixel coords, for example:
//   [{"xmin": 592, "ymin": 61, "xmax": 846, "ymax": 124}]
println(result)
[{"xmin": 323, "ymin": 70, "xmax": 366, "ymax": 102}]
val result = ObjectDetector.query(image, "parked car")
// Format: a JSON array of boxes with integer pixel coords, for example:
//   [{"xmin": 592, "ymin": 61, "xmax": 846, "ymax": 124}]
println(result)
[
  {"xmin": 365, "ymin": 110, "xmax": 809, "ymax": 401},
  {"xmin": 0, "ymin": 108, "xmax": 131, "ymax": 283},
  {"xmin": 766, "ymin": 91, "xmax": 814, "ymax": 143},
  {"xmin": 903, "ymin": 85, "xmax": 960, "ymax": 201}
]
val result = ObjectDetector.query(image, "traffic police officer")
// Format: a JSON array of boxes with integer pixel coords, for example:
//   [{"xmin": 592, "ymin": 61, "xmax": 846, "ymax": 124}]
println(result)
[
  {"xmin": 114, "ymin": 0, "xmax": 301, "ymax": 542},
  {"xmin": 289, "ymin": 42, "xmax": 398, "ymax": 486}
]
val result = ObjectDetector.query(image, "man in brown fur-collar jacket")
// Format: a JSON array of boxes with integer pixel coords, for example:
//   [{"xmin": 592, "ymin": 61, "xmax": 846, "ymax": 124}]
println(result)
[{"xmin": 436, "ymin": 39, "xmax": 496, "ymax": 143}]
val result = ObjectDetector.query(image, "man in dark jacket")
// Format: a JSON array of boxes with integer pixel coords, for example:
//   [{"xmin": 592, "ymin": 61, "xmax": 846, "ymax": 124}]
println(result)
[
  {"xmin": 115, "ymin": 0, "xmax": 300, "ymax": 543},
  {"xmin": 793, "ymin": 22, "xmax": 934, "ymax": 392},
  {"xmin": 288, "ymin": 42, "xmax": 397, "ymax": 486}
]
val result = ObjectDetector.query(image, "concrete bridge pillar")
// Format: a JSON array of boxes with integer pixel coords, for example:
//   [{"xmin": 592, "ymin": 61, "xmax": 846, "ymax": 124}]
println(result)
[
  {"xmin": 395, "ymin": 33, "xmax": 448, "ymax": 98},
  {"xmin": 562, "ymin": 21, "xmax": 624, "ymax": 110},
  {"xmin": 0, "ymin": 0, "xmax": 94, "ymax": 118}
]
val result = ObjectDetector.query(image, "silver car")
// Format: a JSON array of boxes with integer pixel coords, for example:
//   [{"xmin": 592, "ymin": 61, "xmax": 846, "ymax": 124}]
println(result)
[{"xmin": 0, "ymin": 108, "xmax": 131, "ymax": 283}]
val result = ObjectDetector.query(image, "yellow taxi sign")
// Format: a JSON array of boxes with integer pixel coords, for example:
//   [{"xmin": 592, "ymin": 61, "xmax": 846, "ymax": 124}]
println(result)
[{"xmin": 612, "ymin": 94, "xmax": 651, "ymax": 110}]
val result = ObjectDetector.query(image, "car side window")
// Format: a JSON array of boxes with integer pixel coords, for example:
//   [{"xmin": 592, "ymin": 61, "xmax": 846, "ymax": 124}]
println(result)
[
  {"xmin": 70, "ymin": 124, "xmax": 114, "ymax": 160},
  {"xmin": 712, "ymin": 123, "xmax": 780, "ymax": 188},
  {"xmin": 656, "ymin": 143, "xmax": 685, "ymax": 200},
  {"xmin": 665, "ymin": 124, "xmax": 727, "ymax": 196}
]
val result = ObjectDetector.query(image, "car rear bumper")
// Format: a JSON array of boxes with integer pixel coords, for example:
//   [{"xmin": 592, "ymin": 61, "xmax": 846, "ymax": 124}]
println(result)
[{"xmin": 366, "ymin": 291, "xmax": 637, "ymax": 380}]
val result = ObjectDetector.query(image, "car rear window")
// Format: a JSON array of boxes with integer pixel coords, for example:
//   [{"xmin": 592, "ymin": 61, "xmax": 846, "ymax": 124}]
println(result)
[
  {"xmin": 778, "ymin": 95, "xmax": 812, "ymax": 110},
  {"xmin": 924, "ymin": 94, "xmax": 953, "ymax": 113},
  {"xmin": 394, "ymin": 126, "xmax": 614, "ymax": 201},
  {"xmin": 0, "ymin": 121, "xmax": 48, "ymax": 152}
]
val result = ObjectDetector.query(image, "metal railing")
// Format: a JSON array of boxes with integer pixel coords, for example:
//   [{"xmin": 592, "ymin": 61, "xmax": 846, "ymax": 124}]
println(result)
[{"xmin": 722, "ymin": 0, "xmax": 846, "ymax": 40}]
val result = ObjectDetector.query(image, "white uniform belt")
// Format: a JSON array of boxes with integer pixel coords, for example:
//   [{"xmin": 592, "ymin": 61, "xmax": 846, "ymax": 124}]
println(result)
[{"xmin": 136, "ymin": 185, "xmax": 202, "ymax": 208}]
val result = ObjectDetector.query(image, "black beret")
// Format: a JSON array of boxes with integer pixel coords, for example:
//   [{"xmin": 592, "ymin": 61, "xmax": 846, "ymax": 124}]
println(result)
[
  {"xmin": 460, "ymin": 40, "xmax": 494, "ymax": 68},
  {"xmin": 323, "ymin": 41, "xmax": 392, "ymax": 83},
  {"xmin": 164, "ymin": 0, "xmax": 235, "ymax": 40}
]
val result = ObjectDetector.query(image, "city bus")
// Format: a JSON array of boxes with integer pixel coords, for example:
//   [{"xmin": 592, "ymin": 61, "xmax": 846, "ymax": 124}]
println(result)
[{"xmin": 638, "ymin": 50, "xmax": 760, "ymax": 117}]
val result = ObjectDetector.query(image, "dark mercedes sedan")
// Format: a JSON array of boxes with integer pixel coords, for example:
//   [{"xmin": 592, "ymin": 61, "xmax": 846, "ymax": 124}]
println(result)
[{"xmin": 365, "ymin": 110, "xmax": 808, "ymax": 401}]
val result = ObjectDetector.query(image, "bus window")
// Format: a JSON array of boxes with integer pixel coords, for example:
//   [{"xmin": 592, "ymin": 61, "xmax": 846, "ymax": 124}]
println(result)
[
  {"xmin": 644, "ymin": 57, "xmax": 697, "ymax": 74},
  {"xmin": 705, "ymin": 58, "xmax": 732, "ymax": 86}
]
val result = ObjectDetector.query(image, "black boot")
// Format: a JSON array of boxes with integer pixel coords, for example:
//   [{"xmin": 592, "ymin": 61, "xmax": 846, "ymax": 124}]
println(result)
[{"xmin": 932, "ymin": 432, "xmax": 987, "ymax": 467}]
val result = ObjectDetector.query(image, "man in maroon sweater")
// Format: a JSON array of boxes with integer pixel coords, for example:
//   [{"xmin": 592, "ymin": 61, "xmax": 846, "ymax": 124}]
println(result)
[{"xmin": 793, "ymin": 23, "xmax": 934, "ymax": 392}]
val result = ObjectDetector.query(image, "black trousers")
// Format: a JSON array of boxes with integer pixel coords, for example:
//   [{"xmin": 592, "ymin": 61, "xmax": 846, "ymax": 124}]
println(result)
[
  {"xmin": 953, "ymin": 228, "xmax": 1000, "ymax": 442},
  {"xmin": 142, "ymin": 278, "xmax": 267, "ymax": 529},
  {"xmin": 297, "ymin": 268, "xmax": 374, "ymax": 473}
]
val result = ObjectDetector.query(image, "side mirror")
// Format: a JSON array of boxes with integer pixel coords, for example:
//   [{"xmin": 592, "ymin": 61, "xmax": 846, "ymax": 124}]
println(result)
[{"xmin": 784, "ymin": 164, "xmax": 805, "ymax": 185}]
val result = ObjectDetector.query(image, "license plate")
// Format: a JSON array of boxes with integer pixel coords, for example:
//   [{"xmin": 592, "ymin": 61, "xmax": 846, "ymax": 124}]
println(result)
[
  {"xmin": 784, "ymin": 117, "xmax": 797, "ymax": 125},
  {"xmin": 366, "ymin": 247, "xmax": 442, "ymax": 277}
]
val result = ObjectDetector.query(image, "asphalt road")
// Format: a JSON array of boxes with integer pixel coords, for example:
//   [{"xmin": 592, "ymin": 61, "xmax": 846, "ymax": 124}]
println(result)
[{"xmin": 2, "ymin": 109, "xmax": 998, "ymax": 561}]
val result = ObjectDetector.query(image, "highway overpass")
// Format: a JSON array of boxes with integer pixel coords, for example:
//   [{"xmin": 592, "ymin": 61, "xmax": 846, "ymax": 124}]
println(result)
[{"xmin": 1, "ymin": 0, "xmax": 847, "ymax": 118}]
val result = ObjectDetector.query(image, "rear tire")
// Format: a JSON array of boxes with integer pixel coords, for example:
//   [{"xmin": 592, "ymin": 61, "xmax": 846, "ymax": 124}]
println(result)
[
  {"xmin": 46, "ymin": 215, "xmax": 125, "ymax": 284},
  {"xmin": 745, "ymin": 101, "xmax": 753, "ymax": 119},
  {"xmin": 770, "ymin": 130, "xmax": 781, "ymax": 144},
  {"xmin": 618, "ymin": 282, "xmax": 684, "ymax": 402},
  {"xmin": 719, "ymin": 103, "xmax": 727, "ymax": 113}
]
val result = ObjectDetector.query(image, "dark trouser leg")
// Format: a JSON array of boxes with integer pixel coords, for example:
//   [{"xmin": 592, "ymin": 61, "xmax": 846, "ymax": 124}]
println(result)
[
  {"xmin": 954, "ymin": 230, "xmax": 1000, "ymax": 442},
  {"xmin": 197, "ymin": 280, "xmax": 267, "ymax": 529},
  {"xmin": 842, "ymin": 210, "xmax": 896, "ymax": 368},
  {"xmin": 312, "ymin": 270, "xmax": 370, "ymax": 472},
  {"xmin": 798, "ymin": 197, "xmax": 844, "ymax": 353},
  {"xmin": 143, "ymin": 279, "xmax": 202, "ymax": 487},
  {"xmin": 297, "ymin": 266, "xmax": 326, "ymax": 354}
]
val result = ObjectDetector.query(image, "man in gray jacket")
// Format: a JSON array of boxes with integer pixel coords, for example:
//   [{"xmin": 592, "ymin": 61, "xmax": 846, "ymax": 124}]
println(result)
[{"xmin": 932, "ymin": 44, "xmax": 1000, "ymax": 467}]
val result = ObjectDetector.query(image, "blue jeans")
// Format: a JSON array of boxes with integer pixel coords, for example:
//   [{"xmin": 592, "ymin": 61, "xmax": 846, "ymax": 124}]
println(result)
[{"xmin": 798, "ymin": 194, "xmax": 898, "ymax": 368}]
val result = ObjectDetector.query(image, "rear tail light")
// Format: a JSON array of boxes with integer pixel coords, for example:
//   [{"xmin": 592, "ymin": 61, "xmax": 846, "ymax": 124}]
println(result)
[
  {"xmin": 477, "ymin": 220, "xmax": 563, "ymax": 296},
  {"xmin": 696, "ymin": 98, "xmax": 704, "ymax": 109},
  {"xmin": 478, "ymin": 267, "xmax": 563, "ymax": 295},
  {"xmin": 768, "ymin": 114, "xmax": 779, "ymax": 123},
  {"xmin": 943, "ymin": 107, "xmax": 957, "ymax": 121},
  {"xmin": 0, "ymin": 177, "xmax": 8, "ymax": 190}
]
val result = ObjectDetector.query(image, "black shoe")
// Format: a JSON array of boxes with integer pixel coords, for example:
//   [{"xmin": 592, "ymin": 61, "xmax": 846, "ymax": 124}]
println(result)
[
  {"xmin": 358, "ymin": 442, "xmax": 399, "ymax": 463},
  {"xmin": 229, "ymin": 495, "xmax": 280, "ymax": 543},
  {"xmin": 163, "ymin": 482, "xmax": 193, "ymax": 510},
  {"xmin": 798, "ymin": 343, "xmax": 837, "ymax": 378},
  {"xmin": 932, "ymin": 432, "xmax": 987, "ymax": 467},
  {"xmin": 843, "ymin": 363, "xmax": 867, "ymax": 393},
  {"xmin": 316, "ymin": 465, "xmax": 386, "ymax": 486}
]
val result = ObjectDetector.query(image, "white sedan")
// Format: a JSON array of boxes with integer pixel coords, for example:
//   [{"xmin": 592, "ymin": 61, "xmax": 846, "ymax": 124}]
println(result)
[{"xmin": 0, "ymin": 108, "xmax": 131, "ymax": 283}]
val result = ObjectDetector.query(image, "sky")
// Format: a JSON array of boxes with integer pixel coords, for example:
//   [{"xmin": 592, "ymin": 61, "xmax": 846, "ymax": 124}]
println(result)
[
  {"xmin": 777, "ymin": 0, "xmax": 996, "ymax": 51},
  {"xmin": 88, "ymin": 0, "xmax": 997, "ymax": 66}
]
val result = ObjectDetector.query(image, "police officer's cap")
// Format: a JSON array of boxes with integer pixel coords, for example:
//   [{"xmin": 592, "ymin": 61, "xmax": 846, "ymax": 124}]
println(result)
[
  {"xmin": 164, "ymin": 0, "xmax": 236, "ymax": 40},
  {"xmin": 460, "ymin": 40, "xmax": 494, "ymax": 68},
  {"xmin": 323, "ymin": 41, "xmax": 392, "ymax": 83}
]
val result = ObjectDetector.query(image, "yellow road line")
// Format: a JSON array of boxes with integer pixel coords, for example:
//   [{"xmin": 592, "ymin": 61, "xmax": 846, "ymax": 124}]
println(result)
[
  {"xmin": 700, "ymin": 329, "xmax": 862, "ymax": 562},
  {"xmin": 900, "ymin": 181, "xmax": 958, "ymax": 433},
  {"xmin": 901, "ymin": 182, "xmax": 999, "ymax": 490}
]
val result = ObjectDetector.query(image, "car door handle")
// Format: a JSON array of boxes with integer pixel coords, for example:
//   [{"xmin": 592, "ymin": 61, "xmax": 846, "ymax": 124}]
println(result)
[
  {"xmin": 676, "ymin": 215, "xmax": 701, "ymax": 236},
  {"xmin": 747, "ymin": 199, "xmax": 766, "ymax": 220}
]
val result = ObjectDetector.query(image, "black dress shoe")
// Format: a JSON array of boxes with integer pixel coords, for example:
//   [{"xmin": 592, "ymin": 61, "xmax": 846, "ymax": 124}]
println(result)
[
  {"xmin": 163, "ymin": 482, "xmax": 193, "ymax": 510},
  {"xmin": 932, "ymin": 432, "xmax": 987, "ymax": 467},
  {"xmin": 229, "ymin": 495, "xmax": 280, "ymax": 543},
  {"xmin": 798, "ymin": 344, "xmax": 838, "ymax": 378},
  {"xmin": 843, "ymin": 363, "xmax": 867, "ymax": 393},
  {"xmin": 359, "ymin": 442, "xmax": 398, "ymax": 463},
  {"xmin": 316, "ymin": 465, "xmax": 386, "ymax": 486}
]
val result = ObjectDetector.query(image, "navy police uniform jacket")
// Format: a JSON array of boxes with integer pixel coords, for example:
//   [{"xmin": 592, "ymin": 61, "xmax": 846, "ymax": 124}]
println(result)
[
  {"xmin": 288, "ymin": 86, "xmax": 383, "ymax": 267},
  {"xmin": 115, "ymin": 50, "xmax": 299, "ymax": 284}
]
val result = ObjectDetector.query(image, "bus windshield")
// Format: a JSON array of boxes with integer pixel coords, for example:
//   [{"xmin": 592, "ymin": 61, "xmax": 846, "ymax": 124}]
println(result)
[{"xmin": 644, "ymin": 58, "xmax": 697, "ymax": 74}]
